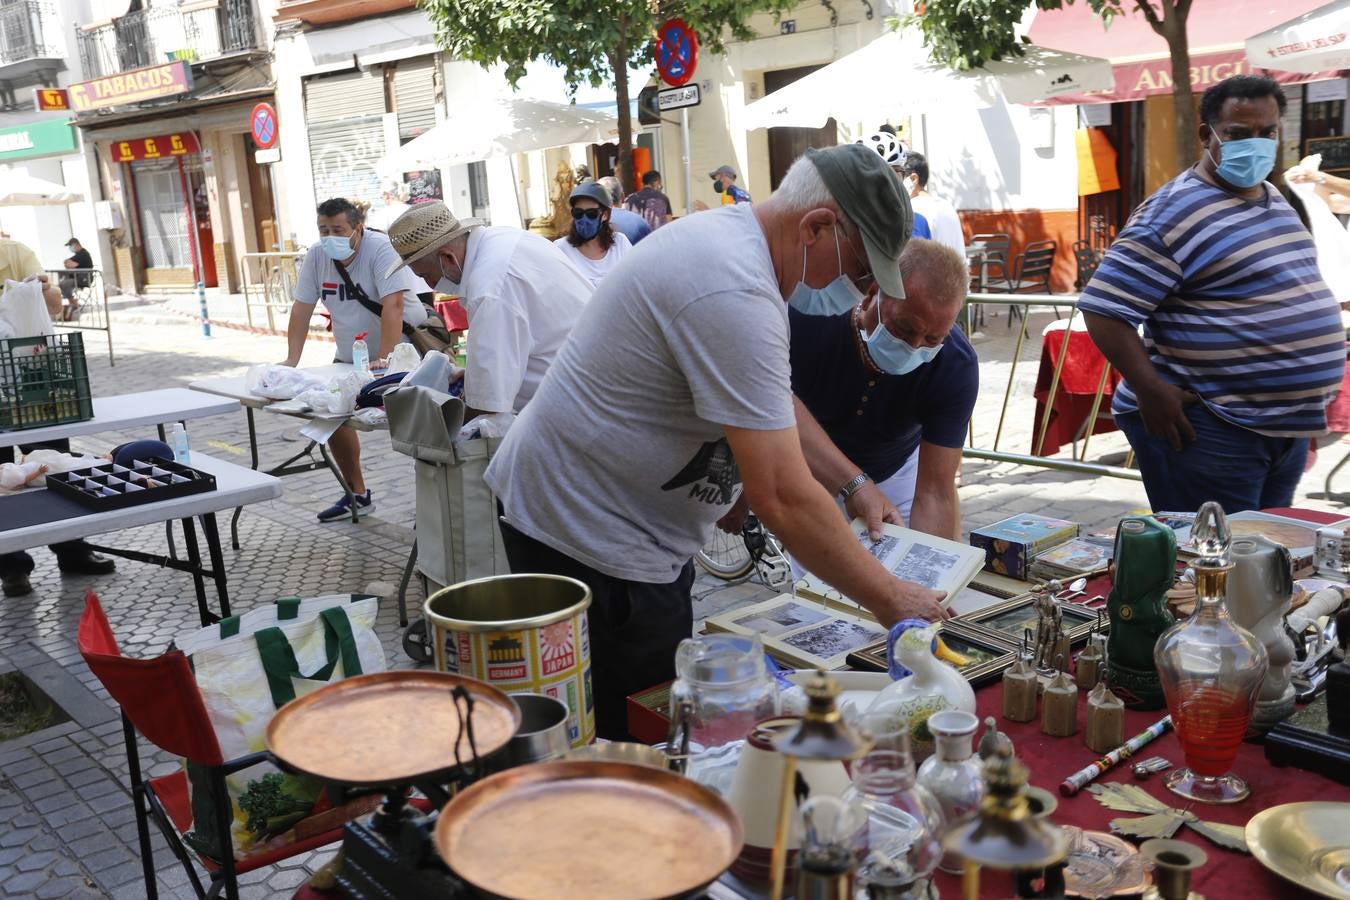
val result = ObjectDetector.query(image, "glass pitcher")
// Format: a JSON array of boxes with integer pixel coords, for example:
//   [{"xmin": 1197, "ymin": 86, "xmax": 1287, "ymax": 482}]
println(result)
[{"xmin": 669, "ymin": 633, "xmax": 780, "ymax": 754}]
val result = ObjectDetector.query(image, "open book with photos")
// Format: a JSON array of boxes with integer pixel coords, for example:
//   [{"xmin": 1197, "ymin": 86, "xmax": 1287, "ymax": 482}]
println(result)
[
  {"xmin": 705, "ymin": 593, "xmax": 888, "ymax": 670},
  {"xmin": 797, "ymin": 518, "xmax": 987, "ymax": 611}
]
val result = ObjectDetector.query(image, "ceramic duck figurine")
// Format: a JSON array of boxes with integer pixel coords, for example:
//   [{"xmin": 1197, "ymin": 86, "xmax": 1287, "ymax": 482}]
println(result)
[{"xmin": 867, "ymin": 624, "xmax": 976, "ymax": 761}]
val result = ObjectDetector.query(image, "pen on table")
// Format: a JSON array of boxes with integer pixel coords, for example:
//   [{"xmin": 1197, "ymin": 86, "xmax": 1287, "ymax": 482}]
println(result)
[{"xmin": 1059, "ymin": 714, "xmax": 1172, "ymax": 797}]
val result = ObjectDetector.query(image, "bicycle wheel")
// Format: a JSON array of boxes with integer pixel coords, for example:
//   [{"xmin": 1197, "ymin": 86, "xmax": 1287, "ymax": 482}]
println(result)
[{"xmin": 695, "ymin": 527, "xmax": 754, "ymax": 581}]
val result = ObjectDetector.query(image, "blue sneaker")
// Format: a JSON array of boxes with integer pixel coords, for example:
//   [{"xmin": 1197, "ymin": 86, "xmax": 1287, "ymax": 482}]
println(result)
[{"xmin": 317, "ymin": 489, "xmax": 374, "ymax": 522}]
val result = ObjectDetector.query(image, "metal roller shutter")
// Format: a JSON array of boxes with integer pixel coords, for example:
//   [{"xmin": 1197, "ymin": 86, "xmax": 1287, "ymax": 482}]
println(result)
[
  {"xmin": 392, "ymin": 56, "xmax": 438, "ymax": 143},
  {"xmin": 304, "ymin": 69, "xmax": 387, "ymax": 209}
]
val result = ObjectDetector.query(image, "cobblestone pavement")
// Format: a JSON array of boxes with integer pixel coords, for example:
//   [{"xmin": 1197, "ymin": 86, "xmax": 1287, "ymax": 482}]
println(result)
[{"xmin": 2, "ymin": 294, "xmax": 1347, "ymax": 898}]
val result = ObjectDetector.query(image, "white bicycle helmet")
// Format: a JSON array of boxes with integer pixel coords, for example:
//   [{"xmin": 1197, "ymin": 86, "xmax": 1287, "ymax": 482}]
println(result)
[{"xmin": 858, "ymin": 132, "xmax": 904, "ymax": 167}]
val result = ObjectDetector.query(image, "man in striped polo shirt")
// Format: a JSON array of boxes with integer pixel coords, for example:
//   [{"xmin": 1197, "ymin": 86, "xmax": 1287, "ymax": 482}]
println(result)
[{"xmin": 1082, "ymin": 75, "xmax": 1345, "ymax": 514}]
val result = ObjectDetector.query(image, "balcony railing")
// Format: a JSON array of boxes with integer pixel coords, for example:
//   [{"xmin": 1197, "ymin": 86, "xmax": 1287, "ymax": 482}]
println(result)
[
  {"xmin": 0, "ymin": 1, "xmax": 64, "ymax": 68},
  {"xmin": 76, "ymin": 0, "xmax": 259, "ymax": 81}
]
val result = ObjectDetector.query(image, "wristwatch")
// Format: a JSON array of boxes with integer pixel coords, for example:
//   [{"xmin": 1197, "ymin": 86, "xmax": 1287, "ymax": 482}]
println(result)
[{"xmin": 837, "ymin": 472, "xmax": 870, "ymax": 502}]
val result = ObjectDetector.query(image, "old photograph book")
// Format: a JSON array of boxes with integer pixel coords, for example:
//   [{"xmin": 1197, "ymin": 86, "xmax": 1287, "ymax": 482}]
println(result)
[
  {"xmin": 705, "ymin": 593, "xmax": 887, "ymax": 670},
  {"xmin": 797, "ymin": 518, "xmax": 987, "ymax": 611}
]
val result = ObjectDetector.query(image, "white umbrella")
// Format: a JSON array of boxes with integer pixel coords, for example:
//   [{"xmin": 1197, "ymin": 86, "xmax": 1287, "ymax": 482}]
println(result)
[
  {"xmin": 1246, "ymin": 0, "xmax": 1350, "ymax": 74},
  {"xmin": 0, "ymin": 167, "xmax": 82, "ymax": 206},
  {"xmin": 743, "ymin": 30, "xmax": 1114, "ymax": 131},
  {"xmin": 379, "ymin": 96, "xmax": 620, "ymax": 173}
]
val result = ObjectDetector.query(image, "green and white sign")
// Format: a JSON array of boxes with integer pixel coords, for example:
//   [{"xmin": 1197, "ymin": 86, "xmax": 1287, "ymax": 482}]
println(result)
[{"xmin": 0, "ymin": 118, "xmax": 78, "ymax": 162}]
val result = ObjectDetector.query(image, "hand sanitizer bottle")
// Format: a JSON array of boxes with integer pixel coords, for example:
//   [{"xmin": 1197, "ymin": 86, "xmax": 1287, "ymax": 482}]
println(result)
[
  {"xmin": 171, "ymin": 423, "xmax": 191, "ymax": 465},
  {"xmin": 352, "ymin": 331, "xmax": 370, "ymax": 374}
]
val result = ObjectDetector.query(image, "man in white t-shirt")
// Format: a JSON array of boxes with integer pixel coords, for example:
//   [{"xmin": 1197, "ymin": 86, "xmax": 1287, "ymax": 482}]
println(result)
[
  {"xmin": 385, "ymin": 201, "xmax": 592, "ymax": 424},
  {"xmin": 900, "ymin": 152, "xmax": 965, "ymax": 259},
  {"xmin": 286, "ymin": 197, "xmax": 427, "ymax": 522}
]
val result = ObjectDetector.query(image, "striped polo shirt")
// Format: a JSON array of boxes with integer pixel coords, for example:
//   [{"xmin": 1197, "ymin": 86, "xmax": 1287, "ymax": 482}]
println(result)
[{"xmin": 1079, "ymin": 170, "xmax": 1345, "ymax": 437}]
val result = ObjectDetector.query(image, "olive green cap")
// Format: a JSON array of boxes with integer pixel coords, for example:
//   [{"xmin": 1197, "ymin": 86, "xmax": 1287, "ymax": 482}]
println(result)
[{"xmin": 805, "ymin": 143, "xmax": 913, "ymax": 298}]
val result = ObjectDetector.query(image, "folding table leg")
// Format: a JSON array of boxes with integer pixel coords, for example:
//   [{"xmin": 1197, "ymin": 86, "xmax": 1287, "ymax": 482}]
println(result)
[
  {"xmin": 179, "ymin": 516, "xmax": 214, "ymax": 626},
  {"xmin": 317, "ymin": 441, "xmax": 359, "ymax": 524},
  {"xmin": 200, "ymin": 513, "xmax": 231, "ymax": 619},
  {"xmin": 230, "ymin": 407, "xmax": 259, "ymax": 550},
  {"xmin": 156, "ymin": 423, "xmax": 179, "ymax": 561}
]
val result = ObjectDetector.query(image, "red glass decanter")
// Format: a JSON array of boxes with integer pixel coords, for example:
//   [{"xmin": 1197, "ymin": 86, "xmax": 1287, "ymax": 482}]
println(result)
[{"xmin": 1153, "ymin": 501, "xmax": 1268, "ymax": 803}]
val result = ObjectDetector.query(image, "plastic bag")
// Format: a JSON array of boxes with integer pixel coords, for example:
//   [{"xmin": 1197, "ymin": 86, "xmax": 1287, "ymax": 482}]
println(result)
[
  {"xmin": 0, "ymin": 278, "xmax": 54, "ymax": 344},
  {"xmin": 385, "ymin": 342, "xmax": 421, "ymax": 375},
  {"xmin": 292, "ymin": 370, "xmax": 372, "ymax": 416},
  {"xmin": 243, "ymin": 364, "xmax": 325, "ymax": 400},
  {"xmin": 1286, "ymin": 155, "xmax": 1350, "ymax": 303}
]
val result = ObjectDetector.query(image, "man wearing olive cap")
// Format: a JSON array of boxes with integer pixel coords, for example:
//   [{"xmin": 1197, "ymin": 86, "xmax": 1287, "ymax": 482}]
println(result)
[{"xmin": 485, "ymin": 144, "xmax": 948, "ymax": 739}]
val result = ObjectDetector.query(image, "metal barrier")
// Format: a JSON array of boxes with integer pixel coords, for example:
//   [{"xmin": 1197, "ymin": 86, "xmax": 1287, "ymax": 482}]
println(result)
[
  {"xmin": 239, "ymin": 252, "xmax": 306, "ymax": 332},
  {"xmin": 45, "ymin": 268, "xmax": 114, "ymax": 366},
  {"xmin": 962, "ymin": 291, "xmax": 1140, "ymax": 481}
]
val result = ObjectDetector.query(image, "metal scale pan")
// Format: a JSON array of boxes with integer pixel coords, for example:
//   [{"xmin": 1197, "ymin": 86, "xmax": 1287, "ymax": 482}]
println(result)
[
  {"xmin": 265, "ymin": 670, "xmax": 520, "ymax": 786},
  {"xmin": 434, "ymin": 760, "xmax": 744, "ymax": 900}
]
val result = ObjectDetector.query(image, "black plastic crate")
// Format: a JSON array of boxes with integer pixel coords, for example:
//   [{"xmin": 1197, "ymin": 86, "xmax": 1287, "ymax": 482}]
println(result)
[
  {"xmin": 46, "ymin": 457, "xmax": 216, "ymax": 512},
  {"xmin": 0, "ymin": 333, "xmax": 93, "ymax": 431}
]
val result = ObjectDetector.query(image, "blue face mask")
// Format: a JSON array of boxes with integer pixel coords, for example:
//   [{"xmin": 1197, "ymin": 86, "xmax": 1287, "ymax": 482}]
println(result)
[
  {"xmin": 574, "ymin": 214, "xmax": 603, "ymax": 241},
  {"xmin": 788, "ymin": 227, "xmax": 864, "ymax": 317},
  {"xmin": 320, "ymin": 234, "xmax": 355, "ymax": 261},
  {"xmin": 863, "ymin": 298, "xmax": 943, "ymax": 376},
  {"xmin": 1207, "ymin": 132, "xmax": 1276, "ymax": 190}
]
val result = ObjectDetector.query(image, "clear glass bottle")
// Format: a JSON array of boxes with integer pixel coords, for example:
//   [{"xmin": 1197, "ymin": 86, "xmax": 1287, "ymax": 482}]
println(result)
[
  {"xmin": 846, "ymin": 732, "xmax": 945, "ymax": 897},
  {"xmin": 669, "ymin": 633, "xmax": 779, "ymax": 754},
  {"xmin": 916, "ymin": 709, "xmax": 985, "ymax": 874},
  {"xmin": 1154, "ymin": 502, "xmax": 1268, "ymax": 804}
]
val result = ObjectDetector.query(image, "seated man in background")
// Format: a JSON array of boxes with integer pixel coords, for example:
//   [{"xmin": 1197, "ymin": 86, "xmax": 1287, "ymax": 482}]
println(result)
[
  {"xmin": 386, "ymin": 201, "xmax": 592, "ymax": 427},
  {"xmin": 59, "ymin": 237, "xmax": 95, "ymax": 319},
  {"xmin": 286, "ymin": 197, "xmax": 428, "ymax": 522}
]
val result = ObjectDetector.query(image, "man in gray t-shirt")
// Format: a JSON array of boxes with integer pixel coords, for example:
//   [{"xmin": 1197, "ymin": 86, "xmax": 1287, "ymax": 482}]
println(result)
[{"xmin": 486, "ymin": 144, "xmax": 948, "ymax": 738}]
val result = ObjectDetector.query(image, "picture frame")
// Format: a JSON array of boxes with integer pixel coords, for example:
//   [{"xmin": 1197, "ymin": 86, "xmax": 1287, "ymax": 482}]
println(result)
[
  {"xmin": 955, "ymin": 595, "xmax": 1102, "ymax": 649},
  {"xmin": 846, "ymin": 621, "xmax": 1018, "ymax": 687}
]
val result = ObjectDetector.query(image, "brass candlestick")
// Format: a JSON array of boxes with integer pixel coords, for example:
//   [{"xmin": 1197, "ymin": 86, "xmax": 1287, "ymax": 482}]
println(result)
[{"xmin": 769, "ymin": 670, "xmax": 874, "ymax": 900}]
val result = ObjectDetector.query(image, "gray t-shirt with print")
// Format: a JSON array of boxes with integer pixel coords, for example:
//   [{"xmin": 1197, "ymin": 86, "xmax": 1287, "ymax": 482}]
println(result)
[{"xmin": 485, "ymin": 204, "xmax": 795, "ymax": 583}]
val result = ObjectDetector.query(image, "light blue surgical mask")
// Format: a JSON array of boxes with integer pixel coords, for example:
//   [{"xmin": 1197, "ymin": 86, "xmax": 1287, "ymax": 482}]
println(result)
[
  {"xmin": 1207, "ymin": 131, "xmax": 1276, "ymax": 190},
  {"xmin": 862, "ymin": 299, "xmax": 943, "ymax": 376},
  {"xmin": 788, "ymin": 227, "xmax": 864, "ymax": 317},
  {"xmin": 320, "ymin": 234, "xmax": 355, "ymax": 261}
]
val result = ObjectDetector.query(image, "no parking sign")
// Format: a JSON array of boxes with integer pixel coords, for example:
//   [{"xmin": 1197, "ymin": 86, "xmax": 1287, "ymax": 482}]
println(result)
[
  {"xmin": 250, "ymin": 102, "xmax": 278, "ymax": 150},
  {"xmin": 655, "ymin": 19, "xmax": 698, "ymax": 88}
]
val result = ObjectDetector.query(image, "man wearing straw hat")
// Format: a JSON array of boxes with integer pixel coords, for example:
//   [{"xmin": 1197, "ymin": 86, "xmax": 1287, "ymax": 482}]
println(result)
[
  {"xmin": 385, "ymin": 201, "xmax": 592, "ymax": 426},
  {"xmin": 480, "ymin": 144, "xmax": 950, "ymax": 739}
]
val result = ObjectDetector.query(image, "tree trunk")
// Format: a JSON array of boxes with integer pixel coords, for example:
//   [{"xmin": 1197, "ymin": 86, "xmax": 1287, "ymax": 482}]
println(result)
[
  {"xmin": 1157, "ymin": 2, "xmax": 1197, "ymax": 169},
  {"xmin": 611, "ymin": 19, "xmax": 635, "ymax": 196}
]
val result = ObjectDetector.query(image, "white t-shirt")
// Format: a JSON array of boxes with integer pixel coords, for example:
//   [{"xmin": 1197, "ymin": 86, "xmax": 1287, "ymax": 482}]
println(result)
[
  {"xmin": 460, "ymin": 227, "xmax": 593, "ymax": 414},
  {"xmin": 486, "ymin": 204, "xmax": 796, "ymax": 583},
  {"xmin": 910, "ymin": 193, "xmax": 965, "ymax": 258},
  {"xmin": 553, "ymin": 231, "xmax": 632, "ymax": 288},
  {"xmin": 292, "ymin": 230, "xmax": 427, "ymax": 362}
]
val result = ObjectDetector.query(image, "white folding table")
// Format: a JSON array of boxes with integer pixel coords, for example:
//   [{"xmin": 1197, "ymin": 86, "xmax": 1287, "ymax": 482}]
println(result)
[
  {"xmin": 0, "ymin": 454, "xmax": 281, "ymax": 625},
  {"xmin": 0, "ymin": 388, "xmax": 239, "ymax": 448},
  {"xmin": 189, "ymin": 365, "xmax": 386, "ymax": 539}
]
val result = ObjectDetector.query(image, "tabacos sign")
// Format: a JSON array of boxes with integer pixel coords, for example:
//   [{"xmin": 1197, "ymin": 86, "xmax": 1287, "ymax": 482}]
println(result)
[
  {"xmin": 70, "ymin": 61, "xmax": 193, "ymax": 113},
  {"xmin": 109, "ymin": 132, "xmax": 200, "ymax": 163}
]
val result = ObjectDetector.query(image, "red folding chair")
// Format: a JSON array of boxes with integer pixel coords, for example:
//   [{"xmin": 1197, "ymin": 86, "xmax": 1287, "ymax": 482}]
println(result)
[{"xmin": 77, "ymin": 594, "xmax": 351, "ymax": 900}]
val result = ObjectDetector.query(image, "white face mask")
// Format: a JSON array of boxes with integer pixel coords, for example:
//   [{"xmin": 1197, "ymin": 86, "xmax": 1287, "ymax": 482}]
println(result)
[{"xmin": 787, "ymin": 228, "xmax": 863, "ymax": 317}]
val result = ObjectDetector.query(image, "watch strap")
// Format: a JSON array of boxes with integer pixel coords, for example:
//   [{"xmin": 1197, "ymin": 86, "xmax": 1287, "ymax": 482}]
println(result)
[{"xmin": 837, "ymin": 472, "xmax": 870, "ymax": 501}]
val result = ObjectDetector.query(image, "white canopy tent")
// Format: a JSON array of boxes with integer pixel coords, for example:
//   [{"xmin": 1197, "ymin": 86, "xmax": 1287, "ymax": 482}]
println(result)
[
  {"xmin": 1246, "ymin": 0, "xmax": 1350, "ymax": 74},
  {"xmin": 742, "ymin": 29, "xmax": 1114, "ymax": 135},
  {"xmin": 379, "ymin": 96, "xmax": 619, "ymax": 173},
  {"xmin": 0, "ymin": 167, "xmax": 82, "ymax": 207}
]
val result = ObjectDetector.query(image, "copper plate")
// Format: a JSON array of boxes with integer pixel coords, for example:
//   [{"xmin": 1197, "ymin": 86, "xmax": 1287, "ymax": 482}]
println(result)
[
  {"xmin": 1247, "ymin": 802, "xmax": 1350, "ymax": 900},
  {"xmin": 435, "ymin": 760, "xmax": 743, "ymax": 900},
  {"xmin": 266, "ymin": 670, "xmax": 519, "ymax": 785}
]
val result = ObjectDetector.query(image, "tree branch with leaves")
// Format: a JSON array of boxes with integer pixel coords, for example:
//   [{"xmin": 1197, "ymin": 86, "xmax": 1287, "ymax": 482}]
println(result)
[
  {"xmin": 910, "ymin": 0, "xmax": 1198, "ymax": 168},
  {"xmin": 418, "ymin": 0, "xmax": 798, "ymax": 194}
]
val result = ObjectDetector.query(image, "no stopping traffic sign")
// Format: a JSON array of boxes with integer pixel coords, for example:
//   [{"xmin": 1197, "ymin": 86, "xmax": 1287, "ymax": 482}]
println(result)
[
  {"xmin": 655, "ymin": 19, "xmax": 698, "ymax": 88},
  {"xmin": 250, "ymin": 102, "xmax": 278, "ymax": 150}
]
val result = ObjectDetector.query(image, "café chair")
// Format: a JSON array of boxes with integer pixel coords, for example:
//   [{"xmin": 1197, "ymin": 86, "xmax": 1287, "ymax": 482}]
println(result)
[
  {"xmin": 1072, "ymin": 240, "xmax": 1101, "ymax": 289},
  {"xmin": 985, "ymin": 239, "xmax": 1059, "ymax": 328},
  {"xmin": 77, "ymin": 594, "xmax": 349, "ymax": 900}
]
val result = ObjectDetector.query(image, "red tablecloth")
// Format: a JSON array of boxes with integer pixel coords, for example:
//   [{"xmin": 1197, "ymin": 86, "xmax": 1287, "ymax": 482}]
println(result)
[
  {"xmin": 1032, "ymin": 324, "xmax": 1122, "ymax": 457},
  {"xmin": 932, "ymin": 504, "xmax": 1350, "ymax": 898}
]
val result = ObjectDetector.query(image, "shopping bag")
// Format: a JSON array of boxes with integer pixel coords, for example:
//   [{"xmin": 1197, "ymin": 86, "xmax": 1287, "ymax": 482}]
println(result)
[
  {"xmin": 179, "ymin": 595, "xmax": 385, "ymax": 862},
  {"xmin": 0, "ymin": 279, "xmax": 54, "ymax": 348}
]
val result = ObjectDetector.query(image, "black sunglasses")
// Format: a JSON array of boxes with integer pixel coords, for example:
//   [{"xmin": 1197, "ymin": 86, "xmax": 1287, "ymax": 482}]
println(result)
[{"xmin": 571, "ymin": 207, "xmax": 602, "ymax": 220}]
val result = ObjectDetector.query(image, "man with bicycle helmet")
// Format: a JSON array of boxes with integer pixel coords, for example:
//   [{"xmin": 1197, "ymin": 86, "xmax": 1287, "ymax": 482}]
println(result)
[
  {"xmin": 486, "ymin": 143, "xmax": 949, "ymax": 739},
  {"xmin": 858, "ymin": 132, "xmax": 930, "ymax": 240}
]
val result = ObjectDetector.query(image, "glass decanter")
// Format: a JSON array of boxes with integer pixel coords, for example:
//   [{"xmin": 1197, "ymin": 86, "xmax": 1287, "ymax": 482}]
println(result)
[
  {"xmin": 845, "ymin": 731, "xmax": 945, "ymax": 897},
  {"xmin": 915, "ymin": 710, "xmax": 985, "ymax": 873},
  {"xmin": 1153, "ymin": 502, "xmax": 1268, "ymax": 804},
  {"xmin": 669, "ymin": 633, "xmax": 779, "ymax": 754}
]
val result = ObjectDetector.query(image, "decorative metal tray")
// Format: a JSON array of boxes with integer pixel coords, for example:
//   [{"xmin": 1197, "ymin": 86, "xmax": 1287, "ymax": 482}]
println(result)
[
  {"xmin": 435, "ymin": 760, "xmax": 743, "ymax": 900},
  {"xmin": 1246, "ymin": 801, "xmax": 1350, "ymax": 899},
  {"xmin": 266, "ymin": 670, "xmax": 519, "ymax": 786}
]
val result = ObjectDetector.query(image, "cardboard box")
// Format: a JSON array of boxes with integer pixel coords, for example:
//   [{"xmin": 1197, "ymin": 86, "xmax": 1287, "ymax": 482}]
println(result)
[{"xmin": 970, "ymin": 514, "xmax": 1079, "ymax": 581}]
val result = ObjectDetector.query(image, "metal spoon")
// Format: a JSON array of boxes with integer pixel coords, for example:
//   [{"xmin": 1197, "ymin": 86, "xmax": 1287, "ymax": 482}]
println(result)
[{"xmin": 1058, "ymin": 577, "xmax": 1089, "ymax": 602}]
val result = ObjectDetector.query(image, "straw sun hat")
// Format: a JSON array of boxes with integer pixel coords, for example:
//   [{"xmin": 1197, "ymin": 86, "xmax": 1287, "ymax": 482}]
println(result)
[{"xmin": 384, "ymin": 201, "xmax": 485, "ymax": 276}]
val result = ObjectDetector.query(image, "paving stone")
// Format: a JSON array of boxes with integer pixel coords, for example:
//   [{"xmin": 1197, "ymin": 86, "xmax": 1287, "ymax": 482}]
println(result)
[
  {"xmin": 84, "ymin": 843, "xmax": 134, "ymax": 872},
  {"xmin": 87, "ymin": 790, "xmax": 131, "ymax": 814},
  {"xmin": 3, "ymin": 869, "xmax": 49, "ymax": 895},
  {"xmin": 9, "ymin": 766, "xmax": 59, "ymax": 790},
  {"xmin": 36, "ymin": 877, "xmax": 91, "ymax": 899},
  {"xmin": 14, "ymin": 850, "xmax": 55, "ymax": 873},
  {"xmin": 20, "ymin": 776, "xmax": 69, "ymax": 801},
  {"xmin": 98, "ymin": 859, "xmax": 148, "ymax": 890}
]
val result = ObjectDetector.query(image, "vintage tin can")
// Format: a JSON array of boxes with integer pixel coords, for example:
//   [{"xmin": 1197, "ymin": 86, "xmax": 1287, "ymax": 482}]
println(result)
[{"xmin": 425, "ymin": 574, "xmax": 595, "ymax": 746}]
